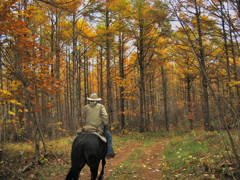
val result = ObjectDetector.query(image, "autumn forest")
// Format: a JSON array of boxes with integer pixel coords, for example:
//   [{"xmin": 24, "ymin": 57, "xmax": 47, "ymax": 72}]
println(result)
[{"xmin": 1, "ymin": 0, "xmax": 240, "ymax": 161}]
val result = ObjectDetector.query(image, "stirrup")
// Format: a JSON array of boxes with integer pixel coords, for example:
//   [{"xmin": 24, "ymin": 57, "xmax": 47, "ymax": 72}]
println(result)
[{"xmin": 106, "ymin": 152, "xmax": 116, "ymax": 159}]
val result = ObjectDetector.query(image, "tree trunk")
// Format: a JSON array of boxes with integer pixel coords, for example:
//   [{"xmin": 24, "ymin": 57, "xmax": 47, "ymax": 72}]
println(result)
[
  {"xmin": 118, "ymin": 32, "xmax": 125, "ymax": 130},
  {"xmin": 220, "ymin": 1, "xmax": 233, "ymax": 110},
  {"xmin": 105, "ymin": 5, "xmax": 113, "ymax": 123},
  {"xmin": 72, "ymin": 12, "xmax": 78, "ymax": 132},
  {"xmin": 161, "ymin": 66, "xmax": 169, "ymax": 131},
  {"xmin": 99, "ymin": 46, "xmax": 104, "ymax": 100},
  {"xmin": 138, "ymin": 16, "xmax": 146, "ymax": 133},
  {"xmin": 187, "ymin": 76, "xmax": 193, "ymax": 129},
  {"xmin": 194, "ymin": 0, "xmax": 210, "ymax": 130}
]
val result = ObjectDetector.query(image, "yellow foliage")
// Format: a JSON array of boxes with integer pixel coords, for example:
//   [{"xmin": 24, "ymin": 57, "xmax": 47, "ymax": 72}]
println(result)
[
  {"xmin": 9, "ymin": 100, "xmax": 22, "ymax": 106},
  {"xmin": 229, "ymin": 81, "xmax": 240, "ymax": 87},
  {"xmin": 0, "ymin": 90, "xmax": 12, "ymax": 99},
  {"xmin": 77, "ymin": 19, "xmax": 96, "ymax": 38},
  {"xmin": 8, "ymin": 111, "xmax": 16, "ymax": 116}
]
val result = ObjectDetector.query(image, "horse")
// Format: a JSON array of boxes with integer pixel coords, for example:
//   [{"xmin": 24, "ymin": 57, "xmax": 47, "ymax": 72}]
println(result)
[{"xmin": 65, "ymin": 132, "xmax": 107, "ymax": 180}]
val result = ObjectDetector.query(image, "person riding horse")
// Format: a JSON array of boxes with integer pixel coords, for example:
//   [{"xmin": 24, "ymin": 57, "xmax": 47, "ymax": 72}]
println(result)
[{"xmin": 83, "ymin": 93, "xmax": 116, "ymax": 159}]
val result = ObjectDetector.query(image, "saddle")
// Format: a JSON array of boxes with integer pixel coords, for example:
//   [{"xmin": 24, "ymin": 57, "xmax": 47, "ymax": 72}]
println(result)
[{"xmin": 77, "ymin": 126, "xmax": 107, "ymax": 143}]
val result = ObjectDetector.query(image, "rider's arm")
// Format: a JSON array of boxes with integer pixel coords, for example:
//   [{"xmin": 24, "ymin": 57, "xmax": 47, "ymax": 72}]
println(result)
[{"xmin": 101, "ymin": 105, "xmax": 109, "ymax": 126}]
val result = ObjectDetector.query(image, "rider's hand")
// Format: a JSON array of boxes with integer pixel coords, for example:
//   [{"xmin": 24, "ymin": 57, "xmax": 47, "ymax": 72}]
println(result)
[{"xmin": 103, "ymin": 126, "xmax": 108, "ymax": 130}]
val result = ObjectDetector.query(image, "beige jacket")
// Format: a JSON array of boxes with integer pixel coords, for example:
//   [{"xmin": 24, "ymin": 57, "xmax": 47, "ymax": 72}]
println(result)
[{"xmin": 84, "ymin": 102, "xmax": 109, "ymax": 129}]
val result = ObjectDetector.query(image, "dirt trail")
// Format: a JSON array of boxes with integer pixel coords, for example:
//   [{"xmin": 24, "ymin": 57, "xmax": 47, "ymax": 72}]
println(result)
[
  {"xmin": 53, "ymin": 138, "xmax": 167, "ymax": 180},
  {"xmin": 71, "ymin": 140, "xmax": 167, "ymax": 180},
  {"xmin": 76, "ymin": 142, "xmax": 142, "ymax": 179}
]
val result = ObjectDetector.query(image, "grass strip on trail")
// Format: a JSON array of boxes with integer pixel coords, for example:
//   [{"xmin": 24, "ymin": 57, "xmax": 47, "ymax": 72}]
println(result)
[{"xmin": 108, "ymin": 132, "xmax": 167, "ymax": 180}]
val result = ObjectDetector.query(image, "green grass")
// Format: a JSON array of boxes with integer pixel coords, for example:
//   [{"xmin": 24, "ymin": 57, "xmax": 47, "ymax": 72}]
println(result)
[
  {"xmin": 161, "ymin": 130, "xmax": 239, "ymax": 179},
  {"xmin": 162, "ymin": 136, "xmax": 208, "ymax": 178},
  {"xmin": 108, "ymin": 147, "xmax": 145, "ymax": 180}
]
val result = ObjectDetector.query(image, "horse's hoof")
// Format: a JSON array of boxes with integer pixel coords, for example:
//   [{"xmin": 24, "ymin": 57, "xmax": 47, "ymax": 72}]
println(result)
[{"xmin": 98, "ymin": 175, "xmax": 103, "ymax": 180}]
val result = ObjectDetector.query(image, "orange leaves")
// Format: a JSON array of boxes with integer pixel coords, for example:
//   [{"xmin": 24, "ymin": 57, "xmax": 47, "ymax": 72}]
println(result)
[
  {"xmin": 1, "ymin": 4, "xmax": 29, "ymax": 37},
  {"xmin": 122, "ymin": 110, "xmax": 138, "ymax": 116},
  {"xmin": 26, "ymin": 86, "xmax": 35, "ymax": 94},
  {"xmin": 1, "ymin": 0, "xmax": 62, "ymax": 118},
  {"xmin": 114, "ymin": 76, "xmax": 138, "ymax": 99}
]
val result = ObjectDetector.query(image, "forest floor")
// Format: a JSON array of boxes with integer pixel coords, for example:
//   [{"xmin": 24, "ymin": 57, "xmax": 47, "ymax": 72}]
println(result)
[{"xmin": 3, "ymin": 130, "xmax": 239, "ymax": 179}]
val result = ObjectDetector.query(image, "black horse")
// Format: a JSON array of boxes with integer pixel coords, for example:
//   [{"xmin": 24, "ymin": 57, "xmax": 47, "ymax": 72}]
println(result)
[{"xmin": 65, "ymin": 132, "xmax": 107, "ymax": 180}]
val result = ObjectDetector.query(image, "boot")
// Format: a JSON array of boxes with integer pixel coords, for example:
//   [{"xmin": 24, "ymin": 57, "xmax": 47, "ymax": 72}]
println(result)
[{"xmin": 106, "ymin": 148, "xmax": 116, "ymax": 159}]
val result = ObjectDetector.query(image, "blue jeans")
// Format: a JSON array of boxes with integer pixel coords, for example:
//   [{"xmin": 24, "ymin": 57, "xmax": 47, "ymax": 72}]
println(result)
[{"xmin": 103, "ymin": 129, "xmax": 113, "ymax": 154}]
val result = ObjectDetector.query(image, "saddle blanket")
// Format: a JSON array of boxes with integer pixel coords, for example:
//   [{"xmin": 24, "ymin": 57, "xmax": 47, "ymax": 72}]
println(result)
[{"xmin": 92, "ymin": 132, "xmax": 107, "ymax": 143}]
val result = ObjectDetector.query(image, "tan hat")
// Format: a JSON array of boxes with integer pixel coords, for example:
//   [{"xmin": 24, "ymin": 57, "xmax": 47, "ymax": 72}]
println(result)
[{"xmin": 87, "ymin": 93, "xmax": 102, "ymax": 101}]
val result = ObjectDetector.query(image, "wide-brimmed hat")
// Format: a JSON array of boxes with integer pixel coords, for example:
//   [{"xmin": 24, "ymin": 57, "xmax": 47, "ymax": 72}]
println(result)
[{"xmin": 87, "ymin": 93, "xmax": 102, "ymax": 101}]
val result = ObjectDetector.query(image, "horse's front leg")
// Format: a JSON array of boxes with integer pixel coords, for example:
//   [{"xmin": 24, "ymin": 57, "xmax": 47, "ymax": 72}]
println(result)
[{"xmin": 98, "ymin": 158, "xmax": 106, "ymax": 180}]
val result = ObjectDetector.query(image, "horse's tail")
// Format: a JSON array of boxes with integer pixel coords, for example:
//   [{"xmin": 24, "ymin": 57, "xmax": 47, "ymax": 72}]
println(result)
[{"xmin": 65, "ymin": 138, "xmax": 86, "ymax": 180}]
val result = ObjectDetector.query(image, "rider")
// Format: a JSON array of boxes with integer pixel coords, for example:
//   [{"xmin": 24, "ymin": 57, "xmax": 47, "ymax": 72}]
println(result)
[{"xmin": 83, "ymin": 93, "xmax": 116, "ymax": 159}]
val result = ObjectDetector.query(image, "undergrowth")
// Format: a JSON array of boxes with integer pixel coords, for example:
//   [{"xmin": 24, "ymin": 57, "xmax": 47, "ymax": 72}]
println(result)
[
  {"xmin": 162, "ymin": 130, "xmax": 240, "ymax": 179},
  {"xmin": 1, "ymin": 137, "xmax": 73, "ymax": 180}
]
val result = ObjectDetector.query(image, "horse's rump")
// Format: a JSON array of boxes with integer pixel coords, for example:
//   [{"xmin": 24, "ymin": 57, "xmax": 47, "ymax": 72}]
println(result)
[
  {"xmin": 72, "ymin": 133, "xmax": 106, "ymax": 156},
  {"xmin": 66, "ymin": 132, "xmax": 107, "ymax": 180}
]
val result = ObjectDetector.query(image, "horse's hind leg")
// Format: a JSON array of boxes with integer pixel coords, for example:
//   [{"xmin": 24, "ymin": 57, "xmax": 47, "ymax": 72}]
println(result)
[
  {"xmin": 65, "ymin": 162, "xmax": 85, "ymax": 180},
  {"xmin": 90, "ymin": 165, "xmax": 99, "ymax": 180},
  {"xmin": 89, "ymin": 159, "xmax": 100, "ymax": 180},
  {"xmin": 65, "ymin": 168, "xmax": 79, "ymax": 180},
  {"xmin": 98, "ymin": 158, "xmax": 106, "ymax": 180}
]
